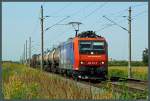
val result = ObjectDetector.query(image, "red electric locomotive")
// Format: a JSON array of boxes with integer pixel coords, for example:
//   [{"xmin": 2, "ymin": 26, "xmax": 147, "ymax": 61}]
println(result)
[
  {"xmin": 72, "ymin": 32, "xmax": 108, "ymax": 80},
  {"xmin": 31, "ymin": 31, "xmax": 108, "ymax": 80}
]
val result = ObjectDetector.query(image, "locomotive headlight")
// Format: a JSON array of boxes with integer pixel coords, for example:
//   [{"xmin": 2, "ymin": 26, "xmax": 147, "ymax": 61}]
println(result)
[
  {"xmin": 75, "ymin": 68, "xmax": 79, "ymax": 70},
  {"xmin": 80, "ymin": 61, "xmax": 83, "ymax": 64},
  {"xmin": 101, "ymin": 61, "xmax": 105, "ymax": 65}
]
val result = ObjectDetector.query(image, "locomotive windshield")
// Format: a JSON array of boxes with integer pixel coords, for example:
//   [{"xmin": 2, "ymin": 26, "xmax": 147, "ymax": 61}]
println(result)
[{"xmin": 79, "ymin": 41, "xmax": 105, "ymax": 54}]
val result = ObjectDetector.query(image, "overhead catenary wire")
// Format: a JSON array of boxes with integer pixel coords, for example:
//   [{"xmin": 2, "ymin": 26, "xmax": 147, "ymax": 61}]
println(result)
[
  {"xmin": 83, "ymin": 3, "xmax": 107, "ymax": 19},
  {"xmin": 89, "ymin": 6, "xmax": 128, "ymax": 30},
  {"xmin": 96, "ymin": 9, "xmax": 147, "ymax": 33},
  {"xmin": 30, "ymin": 17, "xmax": 40, "ymax": 37},
  {"xmin": 79, "ymin": 2, "xmax": 107, "ymax": 21},
  {"xmin": 34, "ymin": 4, "xmax": 72, "ymax": 55},
  {"xmin": 96, "ymin": 23, "xmax": 117, "ymax": 32},
  {"xmin": 132, "ymin": 10, "xmax": 147, "ymax": 19},
  {"xmin": 40, "ymin": 3, "xmax": 72, "ymax": 19},
  {"xmin": 131, "ymin": 3, "xmax": 147, "ymax": 8},
  {"xmin": 29, "ymin": 2, "xmax": 147, "ymax": 34},
  {"xmin": 61, "ymin": 3, "xmax": 97, "ymax": 32},
  {"xmin": 40, "ymin": 2, "xmax": 92, "ymax": 27},
  {"xmin": 54, "ymin": 30, "xmax": 73, "ymax": 42},
  {"xmin": 41, "ymin": 2, "xmax": 73, "ymax": 19},
  {"xmin": 21, "ymin": 3, "xmax": 147, "ymax": 63},
  {"xmin": 105, "ymin": 3, "xmax": 147, "ymax": 17},
  {"xmin": 79, "ymin": 2, "xmax": 107, "ymax": 30},
  {"xmin": 42, "ymin": 3, "xmax": 93, "ymax": 45},
  {"xmin": 43, "ymin": 3, "xmax": 107, "ymax": 35},
  {"xmin": 102, "ymin": 3, "xmax": 147, "ymax": 25},
  {"xmin": 96, "ymin": 16, "xmax": 128, "ymax": 32},
  {"xmin": 28, "ymin": 8, "xmax": 41, "ymax": 55},
  {"xmin": 58, "ymin": 2, "xmax": 107, "ymax": 30},
  {"xmin": 37, "ymin": 3, "xmax": 147, "ymax": 36},
  {"xmin": 103, "ymin": 15, "xmax": 128, "ymax": 31},
  {"xmin": 96, "ymin": 5, "xmax": 147, "ymax": 32},
  {"xmin": 66, "ymin": 3, "xmax": 107, "ymax": 33},
  {"xmin": 34, "ymin": 2, "xmax": 71, "ymax": 50},
  {"xmin": 31, "ymin": 3, "xmax": 147, "ymax": 51},
  {"xmin": 89, "ymin": 15, "xmax": 124, "ymax": 31},
  {"xmin": 104, "ymin": 8, "xmax": 128, "ymax": 17},
  {"xmin": 45, "ymin": 16, "xmax": 70, "ymax": 32},
  {"xmin": 69, "ymin": 2, "xmax": 95, "ymax": 18},
  {"xmin": 24, "ymin": 8, "xmax": 40, "ymax": 36},
  {"xmin": 50, "ymin": 2, "xmax": 72, "ymax": 16},
  {"xmin": 93, "ymin": 5, "xmax": 131, "ymax": 30}
]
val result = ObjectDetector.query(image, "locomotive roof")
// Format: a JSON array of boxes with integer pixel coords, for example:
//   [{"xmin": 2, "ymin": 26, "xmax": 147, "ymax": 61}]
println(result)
[{"xmin": 77, "ymin": 31, "xmax": 102, "ymax": 38}]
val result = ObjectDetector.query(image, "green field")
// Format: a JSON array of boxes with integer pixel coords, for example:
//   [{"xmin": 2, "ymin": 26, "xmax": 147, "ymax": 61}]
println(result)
[
  {"xmin": 108, "ymin": 66, "xmax": 148, "ymax": 80},
  {"xmin": 2, "ymin": 62, "xmax": 148, "ymax": 100}
]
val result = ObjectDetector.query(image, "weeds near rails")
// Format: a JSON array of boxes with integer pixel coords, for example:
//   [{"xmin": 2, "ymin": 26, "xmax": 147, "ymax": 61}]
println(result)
[
  {"xmin": 2, "ymin": 62, "xmax": 148, "ymax": 100},
  {"xmin": 92, "ymin": 83, "xmax": 113, "ymax": 99},
  {"xmin": 2, "ymin": 62, "xmax": 113, "ymax": 99},
  {"xmin": 3, "ymin": 75, "xmax": 40, "ymax": 99}
]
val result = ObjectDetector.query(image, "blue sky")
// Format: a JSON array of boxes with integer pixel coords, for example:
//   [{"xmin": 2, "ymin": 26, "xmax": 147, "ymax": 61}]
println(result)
[{"xmin": 2, "ymin": 2, "xmax": 148, "ymax": 61}]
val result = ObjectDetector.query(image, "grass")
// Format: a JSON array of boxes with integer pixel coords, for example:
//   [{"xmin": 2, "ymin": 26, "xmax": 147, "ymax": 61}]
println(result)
[
  {"xmin": 108, "ymin": 66, "xmax": 148, "ymax": 80},
  {"xmin": 2, "ymin": 62, "xmax": 113, "ymax": 99},
  {"xmin": 2, "ymin": 62, "xmax": 148, "ymax": 99}
]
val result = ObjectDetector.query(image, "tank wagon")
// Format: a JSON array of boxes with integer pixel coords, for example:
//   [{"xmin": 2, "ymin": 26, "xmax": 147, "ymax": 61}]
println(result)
[{"xmin": 31, "ymin": 31, "xmax": 108, "ymax": 80}]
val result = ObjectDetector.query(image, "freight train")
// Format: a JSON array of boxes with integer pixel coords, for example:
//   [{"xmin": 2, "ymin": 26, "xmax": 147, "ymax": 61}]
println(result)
[{"xmin": 30, "ymin": 31, "xmax": 108, "ymax": 80}]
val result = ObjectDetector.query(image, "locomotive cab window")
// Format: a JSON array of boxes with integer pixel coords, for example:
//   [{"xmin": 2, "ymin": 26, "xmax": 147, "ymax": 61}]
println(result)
[
  {"xmin": 93, "ymin": 42, "xmax": 104, "ymax": 50},
  {"xmin": 80, "ymin": 41, "xmax": 91, "ymax": 50},
  {"xmin": 79, "ymin": 41, "xmax": 105, "ymax": 54}
]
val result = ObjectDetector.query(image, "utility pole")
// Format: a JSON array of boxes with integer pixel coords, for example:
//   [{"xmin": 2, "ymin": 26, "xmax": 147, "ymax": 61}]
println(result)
[
  {"xmin": 40, "ymin": 5, "xmax": 44, "ymax": 71},
  {"xmin": 24, "ymin": 44, "xmax": 25, "ymax": 64},
  {"xmin": 20, "ymin": 56, "xmax": 21, "ymax": 64},
  {"xmin": 128, "ymin": 7, "xmax": 132, "ymax": 78},
  {"xmin": 103, "ymin": 6, "xmax": 132, "ymax": 79},
  {"xmin": 22, "ymin": 53, "xmax": 24, "ymax": 64},
  {"xmin": 39, "ymin": 6, "xmax": 70, "ymax": 71},
  {"xmin": 26, "ymin": 40, "xmax": 27, "ymax": 65},
  {"xmin": 29, "ymin": 37, "xmax": 31, "ymax": 67}
]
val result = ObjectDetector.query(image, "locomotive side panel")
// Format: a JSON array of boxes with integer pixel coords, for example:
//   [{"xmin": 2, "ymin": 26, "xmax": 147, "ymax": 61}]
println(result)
[
  {"xmin": 60, "ymin": 44, "xmax": 65, "ymax": 69},
  {"xmin": 65, "ymin": 42, "xmax": 74, "ymax": 69},
  {"xmin": 59, "ymin": 41, "xmax": 74, "ymax": 70}
]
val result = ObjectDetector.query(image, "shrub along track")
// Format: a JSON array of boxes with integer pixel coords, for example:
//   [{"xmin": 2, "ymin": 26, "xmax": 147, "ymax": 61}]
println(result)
[
  {"xmin": 75, "ymin": 77, "xmax": 148, "ymax": 99},
  {"xmin": 52, "ymin": 72, "xmax": 148, "ymax": 99},
  {"xmin": 31, "ymin": 65, "xmax": 148, "ymax": 99}
]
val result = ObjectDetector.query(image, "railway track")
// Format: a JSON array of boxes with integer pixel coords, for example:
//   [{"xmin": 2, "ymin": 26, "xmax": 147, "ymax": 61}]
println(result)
[
  {"xmin": 35, "ymin": 67, "xmax": 148, "ymax": 99},
  {"xmin": 79, "ymin": 80, "xmax": 147, "ymax": 92},
  {"xmin": 75, "ymin": 78, "xmax": 148, "ymax": 99},
  {"xmin": 109, "ymin": 76, "xmax": 148, "ymax": 93},
  {"xmin": 63, "ymin": 74, "xmax": 147, "ymax": 97},
  {"xmin": 85, "ymin": 77, "xmax": 147, "ymax": 91},
  {"xmin": 46, "ymin": 70, "xmax": 148, "ymax": 94}
]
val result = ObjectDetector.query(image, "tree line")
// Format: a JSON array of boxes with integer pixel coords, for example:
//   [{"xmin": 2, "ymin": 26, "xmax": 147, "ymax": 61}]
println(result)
[{"xmin": 109, "ymin": 48, "xmax": 148, "ymax": 66}]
